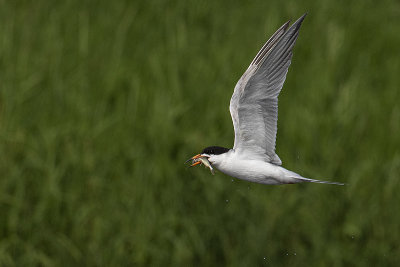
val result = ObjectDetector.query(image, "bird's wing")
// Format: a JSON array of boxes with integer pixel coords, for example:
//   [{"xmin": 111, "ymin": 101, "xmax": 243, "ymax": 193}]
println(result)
[{"xmin": 229, "ymin": 14, "xmax": 306, "ymax": 164}]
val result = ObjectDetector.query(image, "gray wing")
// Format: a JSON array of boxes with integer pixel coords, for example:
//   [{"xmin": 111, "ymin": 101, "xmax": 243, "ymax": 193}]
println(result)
[{"xmin": 229, "ymin": 14, "xmax": 306, "ymax": 164}]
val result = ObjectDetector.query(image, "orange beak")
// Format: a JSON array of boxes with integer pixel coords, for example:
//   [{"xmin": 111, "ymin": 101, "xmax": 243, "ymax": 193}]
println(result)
[
  {"xmin": 190, "ymin": 161, "xmax": 201, "ymax": 167},
  {"xmin": 185, "ymin": 154, "xmax": 203, "ymax": 167}
]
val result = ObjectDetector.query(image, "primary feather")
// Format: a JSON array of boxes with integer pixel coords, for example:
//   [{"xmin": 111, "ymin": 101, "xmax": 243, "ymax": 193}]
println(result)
[{"xmin": 230, "ymin": 14, "xmax": 307, "ymax": 165}]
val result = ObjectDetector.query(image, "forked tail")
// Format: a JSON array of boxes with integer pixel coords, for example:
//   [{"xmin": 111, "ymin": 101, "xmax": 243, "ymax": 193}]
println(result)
[{"xmin": 292, "ymin": 176, "xmax": 345, "ymax": 186}]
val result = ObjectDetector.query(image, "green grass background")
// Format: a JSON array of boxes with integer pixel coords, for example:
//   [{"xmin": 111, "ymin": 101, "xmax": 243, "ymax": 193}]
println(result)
[{"xmin": 1, "ymin": 0, "xmax": 400, "ymax": 266}]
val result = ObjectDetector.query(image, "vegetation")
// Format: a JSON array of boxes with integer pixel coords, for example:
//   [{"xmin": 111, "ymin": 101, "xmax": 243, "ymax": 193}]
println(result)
[{"xmin": 1, "ymin": 0, "xmax": 399, "ymax": 265}]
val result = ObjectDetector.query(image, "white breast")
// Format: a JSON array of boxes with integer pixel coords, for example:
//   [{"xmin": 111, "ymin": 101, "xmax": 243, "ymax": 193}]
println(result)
[{"xmin": 209, "ymin": 150, "xmax": 289, "ymax": 185}]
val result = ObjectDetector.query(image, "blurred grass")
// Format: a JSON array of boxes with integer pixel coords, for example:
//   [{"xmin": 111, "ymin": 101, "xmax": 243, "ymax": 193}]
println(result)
[{"xmin": 1, "ymin": 0, "xmax": 400, "ymax": 266}]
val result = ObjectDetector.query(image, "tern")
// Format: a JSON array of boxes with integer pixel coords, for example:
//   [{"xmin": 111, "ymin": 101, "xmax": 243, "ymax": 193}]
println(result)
[{"xmin": 186, "ymin": 13, "xmax": 343, "ymax": 185}]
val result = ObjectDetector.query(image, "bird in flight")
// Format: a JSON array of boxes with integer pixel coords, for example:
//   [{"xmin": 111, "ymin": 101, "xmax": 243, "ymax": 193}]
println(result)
[{"xmin": 186, "ymin": 13, "xmax": 343, "ymax": 185}]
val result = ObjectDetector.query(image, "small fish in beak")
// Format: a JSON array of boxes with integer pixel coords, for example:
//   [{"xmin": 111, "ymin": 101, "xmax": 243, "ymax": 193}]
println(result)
[{"xmin": 185, "ymin": 154, "xmax": 215, "ymax": 175}]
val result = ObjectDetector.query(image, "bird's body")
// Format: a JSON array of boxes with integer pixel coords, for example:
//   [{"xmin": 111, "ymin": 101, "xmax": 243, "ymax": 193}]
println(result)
[
  {"xmin": 208, "ymin": 149, "xmax": 342, "ymax": 185},
  {"xmin": 187, "ymin": 13, "xmax": 343, "ymax": 186},
  {"xmin": 209, "ymin": 150, "xmax": 292, "ymax": 185}
]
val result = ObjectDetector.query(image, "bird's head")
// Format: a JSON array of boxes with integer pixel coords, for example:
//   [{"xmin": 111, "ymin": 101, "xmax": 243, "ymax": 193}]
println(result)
[{"xmin": 185, "ymin": 146, "xmax": 230, "ymax": 174}]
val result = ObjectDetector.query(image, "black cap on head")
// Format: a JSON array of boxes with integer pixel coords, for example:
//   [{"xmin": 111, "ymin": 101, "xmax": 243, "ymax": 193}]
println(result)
[{"xmin": 202, "ymin": 146, "xmax": 230, "ymax": 155}]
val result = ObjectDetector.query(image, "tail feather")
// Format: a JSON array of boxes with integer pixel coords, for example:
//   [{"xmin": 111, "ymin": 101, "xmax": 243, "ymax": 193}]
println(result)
[{"xmin": 291, "ymin": 176, "xmax": 345, "ymax": 186}]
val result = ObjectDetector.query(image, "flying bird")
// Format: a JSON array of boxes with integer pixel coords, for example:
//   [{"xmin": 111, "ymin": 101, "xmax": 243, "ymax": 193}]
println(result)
[{"xmin": 186, "ymin": 14, "xmax": 343, "ymax": 185}]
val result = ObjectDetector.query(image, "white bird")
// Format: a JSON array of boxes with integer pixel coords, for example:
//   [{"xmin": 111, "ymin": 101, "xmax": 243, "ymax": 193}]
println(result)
[{"xmin": 186, "ymin": 14, "xmax": 343, "ymax": 185}]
